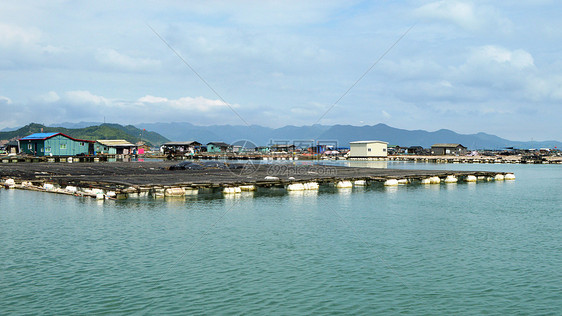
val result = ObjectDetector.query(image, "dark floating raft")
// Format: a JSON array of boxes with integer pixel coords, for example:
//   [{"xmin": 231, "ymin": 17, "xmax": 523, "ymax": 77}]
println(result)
[{"xmin": 0, "ymin": 161, "xmax": 514, "ymax": 198}]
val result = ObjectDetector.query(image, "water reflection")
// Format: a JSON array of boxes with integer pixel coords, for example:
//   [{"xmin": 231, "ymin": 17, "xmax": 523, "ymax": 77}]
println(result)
[
  {"xmin": 445, "ymin": 182, "xmax": 458, "ymax": 191},
  {"xmin": 384, "ymin": 186, "xmax": 398, "ymax": 195},
  {"xmin": 287, "ymin": 190, "xmax": 318, "ymax": 198},
  {"xmin": 164, "ymin": 196, "xmax": 186, "ymax": 204},
  {"xmin": 425, "ymin": 184, "xmax": 441, "ymax": 192},
  {"xmin": 240, "ymin": 191, "xmax": 255, "ymax": 199},
  {"xmin": 339, "ymin": 161, "xmax": 388, "ymax": 169}
]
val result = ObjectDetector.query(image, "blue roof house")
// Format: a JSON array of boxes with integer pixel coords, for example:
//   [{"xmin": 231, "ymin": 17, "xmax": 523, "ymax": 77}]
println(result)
[{"xmin": 19, "ymin": 133, "xmax": 95, "ymax": 156}]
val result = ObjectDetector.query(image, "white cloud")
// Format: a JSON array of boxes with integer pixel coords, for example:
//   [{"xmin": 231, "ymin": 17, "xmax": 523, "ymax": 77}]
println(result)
[
  {"xmin": 524, "ymin": 75, "xmax": 562, "ymax": 101},
  {"xmin": 0, "ymin": 96, "xmax": 13, "ymax": 105},
  {"xmin": 381, "ymin": 110, "xmax": 391, "ymax": 118},
  {"xmin": 468, "ymin": 45, "xmax": 534, "ymax": 69},
  {"xmin": 37, "ymin": 91, "xmax": 60, "ymax": 103},
  {"xmin": 180, "ymin": 0, "xmax": 352, "ymax": 27},
  {"xmin": 1, "ymin": 1, "xmax": 562, "ymax": 140},
  {"xmin": 414, "ymin": 1, "xmax": 512, "ymax": 33},
  {"xmin": 13, "ymin": 91, "xmax": 240, "ymax": 126},
  {"xmin": 63, "ymin": 90, "xmax": 110, "ymax": 105},
  {"xmin": 0, "ymin": 23, "xmax": 41, "ymax": 47},
  {"xmin": 95, "ymin": 49, "xmax": 161, "ymax": 72},
  {"xmin": 440, "ymin": 80, "xmax": 452, "ymax": 88},
  {"xmin": 415, "ymin": 1, "xmax": 479, "ymax": 30},
  {"xmin": 136, "ymin": 95, "xmax": 231, "ymax": 112}
]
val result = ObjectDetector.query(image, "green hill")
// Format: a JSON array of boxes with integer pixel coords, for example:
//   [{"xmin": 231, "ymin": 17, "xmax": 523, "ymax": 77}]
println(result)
[{"xmin": 0, "ymin": 123, "xmax": 169, "ymax": 147}]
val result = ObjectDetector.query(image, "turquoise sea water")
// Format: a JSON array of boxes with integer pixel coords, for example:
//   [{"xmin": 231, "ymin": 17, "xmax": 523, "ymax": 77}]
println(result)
[{"xmin": 1, "ymin": 162, "xmax": 561, "ymax": 315}]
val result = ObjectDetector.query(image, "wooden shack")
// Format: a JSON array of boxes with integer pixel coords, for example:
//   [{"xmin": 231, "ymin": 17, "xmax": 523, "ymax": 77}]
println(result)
[
  {"xmin": 19, "ymin": 133, "xmax": 94, "ymax": 156},
  {"xmin": 431, "ymin": 143, "xmax": 467, "ymax": 155},
  {"xmin": 95, "ymin": 140, "xmax": 137, "ymax": 155}
]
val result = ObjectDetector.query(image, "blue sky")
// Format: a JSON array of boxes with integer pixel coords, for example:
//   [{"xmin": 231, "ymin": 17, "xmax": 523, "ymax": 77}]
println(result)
[{"xmin": 0, "ymin": 0, "xmax": 561, "ymax": 141}]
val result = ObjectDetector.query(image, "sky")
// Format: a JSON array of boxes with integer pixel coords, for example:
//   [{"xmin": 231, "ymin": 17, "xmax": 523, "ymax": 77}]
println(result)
[{"xmin": 0, "ymin": 0, "xmax": 561, "ymax": 141}]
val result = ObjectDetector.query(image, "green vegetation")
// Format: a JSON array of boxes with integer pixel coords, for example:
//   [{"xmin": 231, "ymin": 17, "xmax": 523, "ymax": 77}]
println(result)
[{"xmin": 0, "ymin": 123, "xmax": 169, "ymax": 147}]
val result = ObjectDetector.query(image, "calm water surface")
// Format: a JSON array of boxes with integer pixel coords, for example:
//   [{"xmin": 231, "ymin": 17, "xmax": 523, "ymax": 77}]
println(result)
[{"xmin": 1, "ymin": 162, "xmax": 561, "ymax": 315}]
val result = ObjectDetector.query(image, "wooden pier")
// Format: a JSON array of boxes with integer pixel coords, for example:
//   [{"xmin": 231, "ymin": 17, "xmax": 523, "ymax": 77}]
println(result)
[{"xmin": 0, "ymin": 161, "xmax": 513, "ymax": 199}]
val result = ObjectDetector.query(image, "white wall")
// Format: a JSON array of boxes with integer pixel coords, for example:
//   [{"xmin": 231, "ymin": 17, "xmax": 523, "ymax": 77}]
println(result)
[{"xmin": 349, "ymin": 142, "xmax": 387, "ymax": 157}]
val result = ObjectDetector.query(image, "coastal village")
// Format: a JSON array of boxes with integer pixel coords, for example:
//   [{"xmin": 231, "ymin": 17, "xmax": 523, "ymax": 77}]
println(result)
[
  {"xmin": 1, "ymin": 130, "xmax": 561, "ymax": 164},
  {"xmin": 0, "ymin": 128, "xmax": 553, "ymax": 200}
]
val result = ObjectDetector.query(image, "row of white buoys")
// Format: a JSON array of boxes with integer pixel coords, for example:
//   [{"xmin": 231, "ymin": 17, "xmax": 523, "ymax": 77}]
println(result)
[
  {"xmin": 2, "ymin": 172, "xmax": 517, "ymax": 199},
  {"xmin": 336, "ymin": 180, "xmax": 353, "ymax": 188}
]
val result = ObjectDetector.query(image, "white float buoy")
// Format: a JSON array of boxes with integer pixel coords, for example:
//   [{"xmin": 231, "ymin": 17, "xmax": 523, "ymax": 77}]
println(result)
[
  {"xmin": 65, "ymin": 186, "xmax": 78, "ymax": 193},
  {"xmin": 465, "ymin": 175, "xmax": 477, "ymax": 182},
  {"xmin": 91, "ymin": 188, "xmax": 104, "ymax": 195},
  {"xmin": 354, "ymin": 180, "xmax": 367, "ymax": 186},
  {"xmin": 223, "ymin": 187, "xmax": 242, "ymax": 194},
  {"xmin": 495, "ymin": 174, "xmax": 505, "ymax": 181},
  {"xmin": 96, "ymin": 193, "xmax": 105, "ymax": 200},
  {"xmin": 264, "ymin": 176, "xmax": 279, "ymax": 180},
  {"xmin": 5, "ymin": 178, "xmax": 16, "ymax": 187},
  {"xmin": 336, "ymin": 180, "xmax": 353, "ymax": 188},
  {"xmin": 240, "ymin": 185, "xmax": 256, "ymax": 191},
  {"xmin": 384, "ymin": 179, "xmax": 399, "ymax": 186},
  {"xmin": 287, "ymin": 183, "xmax": 305, "ymax": 191},
  {"xmin": 430, "ymin": 176, "xmax": 441, "ymax": 184},
  {"xmin": 421, "ymin": 178, "xmax": 431, "ymax": 184},
  {"xmin": 444, "ymin": 175, "xmax": 458, "ymax": 183},
  {"xmin": 165, "ymin": 187, "xmax": 185, "ymax": 196},
  {"xmin": 398, "ymin": 179, "xmax": 409, "ymax": 185},
  {"xmin": 303, "ymin": 182, "xmax": 319, "ymax": 190},
  {"xmin": 504, "ymin": 173, "xmax": 515, "ymax": 180}
]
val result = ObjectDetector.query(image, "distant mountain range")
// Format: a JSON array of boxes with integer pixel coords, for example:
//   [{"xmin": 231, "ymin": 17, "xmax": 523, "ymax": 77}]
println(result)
[
  {"xmin": 2, "ymin": 122, "xmax": 560, "ymax": 149},
  {"xmin": 137, "ymin": 122, "xmax": 561, "ymax": 149},
  {"xmin": 0, "ymin": 123, "xmax": 169, "ymax": 147}
]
